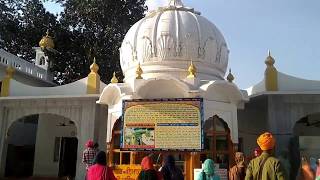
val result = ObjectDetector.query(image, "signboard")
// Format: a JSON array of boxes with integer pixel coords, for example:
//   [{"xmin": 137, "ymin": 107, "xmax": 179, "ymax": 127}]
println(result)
[
  {"xmin": 113, "ymin": 165, "xmax": 141, "ymax": 180},
  {"xmin": 121, "ymin": 98, "xmax": 204, "ymax": 151}
]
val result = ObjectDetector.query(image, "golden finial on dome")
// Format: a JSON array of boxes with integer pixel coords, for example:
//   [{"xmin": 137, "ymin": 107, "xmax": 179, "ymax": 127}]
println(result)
[
  {"xmin": 264, "ymin": 50, "xmax": 278, "ymax": 91},
  {"xmin": 136, "ymin": 62, "xmax": 143, "ymax": 79},
  {"xmin": 187, "ymin": 61, "xmax": 196, "ymax": 78},
  {"xmin": 227, "ymin": 68, "xmax": 234, "ymax": 83},
  {"xmin": 90, "ymin": 57, "xmax": 99, "ymax": 73},
  {"xmin": 39, "ymin": 29, "xmax": 55, "ymax": 49},
  {"xmin": 111, "ymin": 72, "xmax": 119, "ymax": 83},
  {"xmin": 265, "ymin": 50, "xmax": 275, "ymax": 66}
]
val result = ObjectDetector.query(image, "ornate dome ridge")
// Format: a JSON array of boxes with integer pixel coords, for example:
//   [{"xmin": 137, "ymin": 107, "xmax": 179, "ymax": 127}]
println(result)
[{"xmin": 120, "ymin": 0, "xmax": 229, "ymax": 82}]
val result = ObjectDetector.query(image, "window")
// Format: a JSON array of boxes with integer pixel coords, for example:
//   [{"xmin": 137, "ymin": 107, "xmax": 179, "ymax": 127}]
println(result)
[{"xmin": 39, "ymin": 57, "xmax": 45, "ymax": 65}]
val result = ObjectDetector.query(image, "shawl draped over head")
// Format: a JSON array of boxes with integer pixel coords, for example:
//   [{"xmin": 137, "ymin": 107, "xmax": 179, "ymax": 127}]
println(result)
[
  {"xmin": 257, "ymin": 132, "xmax": 275, "ymax": 151},
  {"xmin": 164, "ymin": 155, "xmax": 175, "ymax": 168},
  {"xmin": 161, "ymin": 155, "xmax": 184, "ymax": 180},
  {"xmin": 86, "ymin": 139, "xmax": 94, "ymax": 148},
  {"xmin": 141, "ymin": 156, "xmax": 154, "ymax": 171},
  {"xmin": 87, "ymin": 164, "xmax": 117, "ymax": 180},
  {"xmin": 95, "ymin": 151, "xmax": 107, "ymax": 166},
  {"xmin": 203, "ymin": 159, "xmax": 216, "ymax": 175}
]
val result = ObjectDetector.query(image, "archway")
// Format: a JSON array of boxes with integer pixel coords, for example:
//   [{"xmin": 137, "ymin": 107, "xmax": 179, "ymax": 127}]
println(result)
[
  {"xmin": 5, "ymin": 114, "xmax": 38, "ymax": 177},
  {"xmin": 4, "ymin": 113, "xmax": 78, "ymax": 178},
  {"xmin": 200, "ymin": 115, "xmax": 233, "ymax": 169},
  {"xmin": 291, "ymin": 113, "xmax": 320, "ymax": 178}
]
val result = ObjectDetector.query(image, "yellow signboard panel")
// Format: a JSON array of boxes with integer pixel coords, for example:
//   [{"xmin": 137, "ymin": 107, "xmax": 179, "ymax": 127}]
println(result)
[
  {"xmin": 113, "ymin": 165, "xmax": 141, "ymax": 180},
  {"xmin": 122, "ymin": 98, "xmax": 204, "ymax": 151}
]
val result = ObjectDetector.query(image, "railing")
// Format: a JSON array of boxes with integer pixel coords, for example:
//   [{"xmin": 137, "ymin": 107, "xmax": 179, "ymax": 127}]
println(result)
[{"xmin": 0, "ymin": 49, "xmax": 52, "ymax": 81}]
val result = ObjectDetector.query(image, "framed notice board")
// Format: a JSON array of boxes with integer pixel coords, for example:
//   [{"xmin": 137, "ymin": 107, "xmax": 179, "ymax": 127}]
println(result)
[{"xmin": 121, "ymin": 98, "xmax": 204, "ymax": 151}]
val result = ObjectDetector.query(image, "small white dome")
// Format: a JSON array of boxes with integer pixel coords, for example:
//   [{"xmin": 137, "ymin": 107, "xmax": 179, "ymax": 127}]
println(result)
[{"xmin": 120, "ymin": 0, "xmax": 229, "ymax": 82}]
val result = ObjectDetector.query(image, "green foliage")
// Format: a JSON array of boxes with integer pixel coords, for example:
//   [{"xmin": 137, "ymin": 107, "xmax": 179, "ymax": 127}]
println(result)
[{"xmin": 0, "ymin": 0, "xmax": 147, "ymax": 84}]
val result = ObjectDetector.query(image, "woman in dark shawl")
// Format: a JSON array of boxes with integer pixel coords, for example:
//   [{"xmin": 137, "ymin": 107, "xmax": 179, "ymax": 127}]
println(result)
[{"xmin": 160, "ymin": 155, "xmax": 184, "ymax": 180}]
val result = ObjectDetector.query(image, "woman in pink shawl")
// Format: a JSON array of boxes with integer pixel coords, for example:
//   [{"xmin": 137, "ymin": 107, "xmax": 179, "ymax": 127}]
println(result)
[{"xmin": 87, "ymin": 151, "xmax": 117, "ymax": 180}]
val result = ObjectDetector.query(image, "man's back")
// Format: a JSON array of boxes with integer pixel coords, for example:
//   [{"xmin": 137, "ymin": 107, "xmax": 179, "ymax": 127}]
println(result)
[
  {"xmin": 82, "ymin": 147, "xmax": 97, "ymax": 170},
  {"xmin": 245, "ymin": 152, "xmax": 286, "ymax": 180}
]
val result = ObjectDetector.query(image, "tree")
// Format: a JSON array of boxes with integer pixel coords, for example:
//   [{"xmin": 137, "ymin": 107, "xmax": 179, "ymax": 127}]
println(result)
[
  {"xmin": 0, "ymin": 0, "xmax": 147, "ymax": 84},
  {"xmin": 0, "ymin": 0, "xmax": 59, "ymax": 61},
  {"xmin": 54, "ymin": 0, "xmax": 147, "ymax": 84}
]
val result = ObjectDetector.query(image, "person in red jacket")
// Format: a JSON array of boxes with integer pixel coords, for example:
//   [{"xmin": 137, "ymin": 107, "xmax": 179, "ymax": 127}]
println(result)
[{"xmin": 87, "ymin": 151, "xmax": 117, "ymax": 180}]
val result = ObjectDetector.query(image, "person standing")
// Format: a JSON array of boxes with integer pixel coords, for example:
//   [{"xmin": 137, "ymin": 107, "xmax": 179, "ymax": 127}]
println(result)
[
  {"xmin": 253, "ymin": 147, "xmax": 262, "ymax": 158},
  {"xmin": 316, "ymin": 159, "xmax": 320, "ymax": 180},
  {"xmin": 83, "ymin": 140, "xmax": 97, "ymax": 171},
  {"xmin": 197, "ymin": 159, "xmax": 220, "ymax": 180},
  {"xmin": 138, "ymin": 156, "xmax": 161, "ymax": 180},
  {"xmin": 160, "ymin": 155, "xmax": 184, "ymax": 180},
  {"xmin": 94, "ymin": 142, "xmax": 100, "ymax": 153},
  {"xmin": 245, "ymin": 132, "xmax": 286, "ymax": 180},
  {"xmin": 87, "ymin": 151, "xmax": 117, "ymax": 180},
  {"xmin": 229, "ymin": 152, "xmax": 246, "ymax": 180},
  {"xmin": 296, "ymin": 156, "xmax": 315, "ymax": 180}
]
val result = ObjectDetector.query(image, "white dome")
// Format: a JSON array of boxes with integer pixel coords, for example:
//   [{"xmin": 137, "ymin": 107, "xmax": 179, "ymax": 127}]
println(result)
[{"xmin": 120, "ymin": 0, "xmax": 229, "ymax": 82}]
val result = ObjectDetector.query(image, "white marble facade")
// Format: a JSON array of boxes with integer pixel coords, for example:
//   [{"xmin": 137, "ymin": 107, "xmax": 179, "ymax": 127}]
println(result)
[{"xmin": 99, "ymin": 0, "xmax": 248, "ymax": 146}]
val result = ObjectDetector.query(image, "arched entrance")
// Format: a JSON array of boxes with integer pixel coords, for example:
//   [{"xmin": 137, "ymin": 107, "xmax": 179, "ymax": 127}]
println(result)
[
  {"xmin": 5, "ymin": 114, "xmax": 38, "ymax": 177},
  {"xmin": 201, "ymin": 115, "xmax": 234, "ymax": 169},
  {"xmin": 4, "ymin": 113, "xmax": 78, "ymax": 178},
  {"xmin": 291, "ymin": 113, "xmax": 320, "ymax": 178},
  {"xmin": 107, "ymin": 115, "xmax": 234, "ymax": 179}
]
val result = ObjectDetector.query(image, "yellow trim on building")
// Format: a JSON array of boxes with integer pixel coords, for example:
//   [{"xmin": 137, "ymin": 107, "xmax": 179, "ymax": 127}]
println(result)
[
  {"xmin": 87, "ymin": 58, "xmax": 101, "ymax": 94},
  {"xmin": 1, "ymin": 66, "xmax": 15, "ymax": 97},
  {"xmin": 265, "ymin": 50, "xmax": 278, "ymax": 91},
  {"xmin": 136, "ymin": 63, "xmax": 143, "ymax": 79},
  {"xmin": 187, "ymin": 61, "xmax": 197, "ymax": 79}
]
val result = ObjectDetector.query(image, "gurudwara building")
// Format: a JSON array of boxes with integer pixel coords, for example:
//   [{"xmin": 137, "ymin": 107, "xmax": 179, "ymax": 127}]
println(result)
[{"xmin": 0, "ymin": 0, "xmax": 319, "ymax": 179}]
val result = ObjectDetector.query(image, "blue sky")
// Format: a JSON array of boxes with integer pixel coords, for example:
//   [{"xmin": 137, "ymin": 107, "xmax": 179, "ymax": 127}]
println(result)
[{"xmin": 44, "ymin": 0, "xmax": 320, "ymax": 89}]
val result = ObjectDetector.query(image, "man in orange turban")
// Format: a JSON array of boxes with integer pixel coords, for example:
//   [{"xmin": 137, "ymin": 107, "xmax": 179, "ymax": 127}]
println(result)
[
  {"xmin": 245, "ymin": 132, "xmax": 286, "ymax": 180},
  {"xmin": 257, "ymin": 132, "xmax": 276, "ymax": 151}
]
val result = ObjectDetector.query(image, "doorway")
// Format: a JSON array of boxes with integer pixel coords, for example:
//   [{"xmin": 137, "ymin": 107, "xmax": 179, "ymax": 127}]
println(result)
[
  {"xmin": 5, "ymin": 114, "xmax": 39, "ymax": 177},
  {"xmin": 200, "ymin": 115, "xmax": 233, "ymax": 169},
  {"xmin": 58, "ymin": 137, "xmax": 78, "ymax": 178}
]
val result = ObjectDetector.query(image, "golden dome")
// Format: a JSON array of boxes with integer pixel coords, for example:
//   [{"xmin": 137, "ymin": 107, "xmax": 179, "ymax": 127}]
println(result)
[
  {"xmin": 39, "ymin": 30, "xmax": 54, "ymax": 49},
  {"xmin": 265, "ymin": 50, "xmax": 275, "ymax": 66},
  {"xmin": 90, "ymin": 57, "xmax": 99, "ymax": 73}
]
